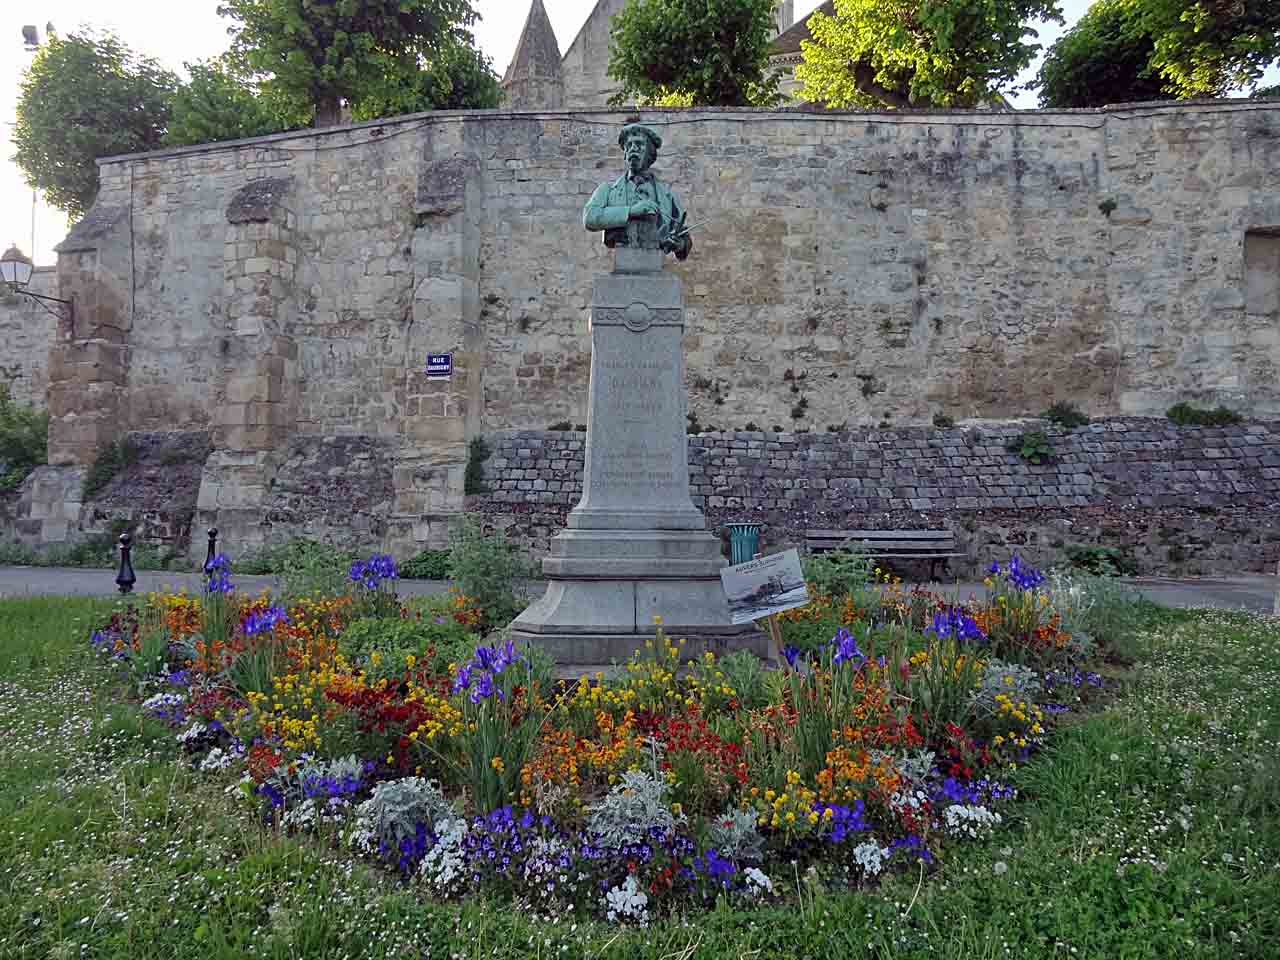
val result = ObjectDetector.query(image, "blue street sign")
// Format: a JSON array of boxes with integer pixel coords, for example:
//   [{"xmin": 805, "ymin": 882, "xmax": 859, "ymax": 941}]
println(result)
[{"xmin": 425, "ymin": 353, "xmax": 453, "ymax": 380}]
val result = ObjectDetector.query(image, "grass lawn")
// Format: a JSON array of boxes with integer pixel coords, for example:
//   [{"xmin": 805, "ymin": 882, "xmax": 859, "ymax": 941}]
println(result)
[{"xmin": 0, "ymin": 597, "xmax": 1276, "ymax": 959}]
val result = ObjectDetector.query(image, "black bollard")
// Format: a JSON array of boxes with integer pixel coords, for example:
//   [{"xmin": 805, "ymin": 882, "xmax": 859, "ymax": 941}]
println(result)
[
  {"xmin": 116, "ymin": 533, "xmax": 137, "ymax": 595},
  {"xmin": 204, "ymin": 527, "xmax": 219, "ymax": 573}
]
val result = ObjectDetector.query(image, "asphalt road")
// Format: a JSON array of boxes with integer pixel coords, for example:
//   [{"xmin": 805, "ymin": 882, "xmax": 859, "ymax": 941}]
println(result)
[{"xmin": 0, "ymin": 566, "xmax": 1276, "ymax": 615}]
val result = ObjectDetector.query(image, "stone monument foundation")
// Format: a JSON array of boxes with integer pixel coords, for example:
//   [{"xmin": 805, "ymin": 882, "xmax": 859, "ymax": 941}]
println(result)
[{"xmin": 508, "ymin": 249, "xmax": 766, "ymax": 664}]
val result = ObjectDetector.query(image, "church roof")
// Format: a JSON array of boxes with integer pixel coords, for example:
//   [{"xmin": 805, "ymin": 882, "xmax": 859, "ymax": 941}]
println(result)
[
  {"xmin": 503, "ymin": 0, "xmax": 562, "ymax": 85},
  {"xmin": 770, "ymin": 0, "xmax": 834, "ymax": 58}
]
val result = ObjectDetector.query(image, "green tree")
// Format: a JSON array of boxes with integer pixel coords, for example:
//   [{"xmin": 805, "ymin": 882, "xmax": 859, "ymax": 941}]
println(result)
[
  {"xmin": 349, "ymin": 34, "xmax": 502, "ymax": 118},
  {"xmin": 1134, "ymin": 0, "xmax": 1279, "ymax": 97},
  {"xmin": 13, "ymin": 31, "xmax": 176, "ymax": 218},
  {"xmin": 606, "ymin": 0, "xmax": 783, "ymax": 106},
  {"xmin": 796, "ymin": 0, "xmax": 1062, "ymax": 109},
  {"xmin": 1037, "ymin": 0, "xmax": 1172, "ymax": 106},
  {"xmin": 165, "ymin": 59, "xmax": 307, "ymax": 147},
  {"xmin": 217, "ymin": 0, "xmax": 482, "ymax": 126}
]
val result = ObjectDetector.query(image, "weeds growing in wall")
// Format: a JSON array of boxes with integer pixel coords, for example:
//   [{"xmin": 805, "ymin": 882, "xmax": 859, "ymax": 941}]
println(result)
[
  {"xmin": 81, "ymin": 437, "xmax": 139, "ymax": 499},
  {"xmin": 1166, "ymin": 403, "xmax": 1242, "ymax": 427},
  {"xmin": 0, "ymin": 383, "xmax": 48, "ymax": 493},
  {"xmin": 1041, "ymin": 402, "xmax": 1090, "ymax": 430},
  {"xmin": 464, "ymin": 437, "xmax": 491, "ymax": 495}
]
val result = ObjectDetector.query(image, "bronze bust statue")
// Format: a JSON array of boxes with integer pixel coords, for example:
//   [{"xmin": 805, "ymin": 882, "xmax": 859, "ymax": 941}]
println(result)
[{"xmin": 583, "ymin": 123, "xmax": 692, "ymax": 261}]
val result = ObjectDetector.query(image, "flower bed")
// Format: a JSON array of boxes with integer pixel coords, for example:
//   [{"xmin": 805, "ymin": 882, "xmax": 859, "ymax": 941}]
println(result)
[{"xmin": 88, "ymin": 552, "xmax": 1118, "ymax": 924}]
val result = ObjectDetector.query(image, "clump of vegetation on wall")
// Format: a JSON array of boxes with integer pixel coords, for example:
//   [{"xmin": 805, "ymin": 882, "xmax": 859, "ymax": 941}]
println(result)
[
  {"xmin": 1166, "ymin": 402, "xmax": 1242, "ymax": 427},
  {"xmin": 1041, "ymin": 401, "xmax": 1090, "ymax": 430},
  {"xmin": 81, "ymin": 436, "xmax": 139, "ymax": 499},
  {"xmin": 399, "ymin": 548, "xmax": 450, "ymax": 580},
  {"xmin": 0, "ymin": 383, "xmax": 48, "ymax": 493},
  {"xmin": 1008, "ymin": 430, "xmax": 1054, "ymax": 464},
  {"xmin": 1064, "ymin": 544, "xmax": 1137, "ymax": 577},
  {"xmin": 464, "ymin": 437, "xmax": 491, "ymax": 495}
]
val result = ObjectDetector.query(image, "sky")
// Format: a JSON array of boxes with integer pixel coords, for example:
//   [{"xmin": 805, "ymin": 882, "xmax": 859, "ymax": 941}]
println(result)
[{"xmin": 0, "ymin": 0, "xmax": 1188, "ymax": 265}]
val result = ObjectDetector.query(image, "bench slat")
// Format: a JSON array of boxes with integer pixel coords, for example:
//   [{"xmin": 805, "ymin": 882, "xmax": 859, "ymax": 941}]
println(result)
[
  {"xmin": 807, "ymin": 536, "xmax": 955, "ymax": 546},
  {"xmin": 808, "ymin": 535, "xmax": 952, "ymax": 542},
  {"xmin": 807, "ymin": 543, "xmax": 958, "ymax": 554},
  {"xmin": 809, "ymin": 552, "xmax": 965, "ymax": 559}
]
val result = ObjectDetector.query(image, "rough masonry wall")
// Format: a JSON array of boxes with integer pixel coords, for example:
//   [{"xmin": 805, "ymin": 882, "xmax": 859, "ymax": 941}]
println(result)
[
  {"xmin": 472, "ymin": 419, "xmax": 1280, "ymax": 576},
  {"xmin": 0, "ymin": 268, "xmax": 57, "ymax": 407},
  {"xmin": 28, "ymin": 100, "xmax": 1280, "ymax": 553}
]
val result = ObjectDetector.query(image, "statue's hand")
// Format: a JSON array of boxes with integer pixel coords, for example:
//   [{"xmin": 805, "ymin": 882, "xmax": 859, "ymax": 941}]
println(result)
[{"xmin": 628, "ymin": 200, "xmax": 659, "ymax": 220}]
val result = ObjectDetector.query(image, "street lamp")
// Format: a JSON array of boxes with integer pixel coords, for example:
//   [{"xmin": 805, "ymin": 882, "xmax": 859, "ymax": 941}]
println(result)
[{"xmin": 1, "ymin": 244, "xmax": 74, "ymax": 325}]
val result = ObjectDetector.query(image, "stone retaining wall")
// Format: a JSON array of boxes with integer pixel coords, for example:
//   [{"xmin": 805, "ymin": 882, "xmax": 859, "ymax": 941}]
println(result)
[{"xmin": 471, "ymin": 418, "xmax": 1280, "ymax": 576}]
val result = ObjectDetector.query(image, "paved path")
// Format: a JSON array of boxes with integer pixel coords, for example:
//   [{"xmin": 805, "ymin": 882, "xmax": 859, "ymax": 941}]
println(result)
[{"xmin": 0, "ymin": 565, "xmax": 1276, "ymax": 615}]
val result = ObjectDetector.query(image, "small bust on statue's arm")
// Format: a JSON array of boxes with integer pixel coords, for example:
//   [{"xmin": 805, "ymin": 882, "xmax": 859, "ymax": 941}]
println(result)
[{"xmin": 583, "ymin": 123, "xmax": 692, "ymax": 261}]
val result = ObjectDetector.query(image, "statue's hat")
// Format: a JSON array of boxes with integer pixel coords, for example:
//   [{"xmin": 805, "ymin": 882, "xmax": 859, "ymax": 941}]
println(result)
[{"xmin": 618, "ymin": 123, "xmax": 662, "ymax": 150}]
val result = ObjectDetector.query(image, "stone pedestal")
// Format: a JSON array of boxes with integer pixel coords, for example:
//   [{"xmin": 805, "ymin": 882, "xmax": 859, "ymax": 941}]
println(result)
[{"xmin": 509, "ymin": 251, "xmax": 765, "ymax": 664}]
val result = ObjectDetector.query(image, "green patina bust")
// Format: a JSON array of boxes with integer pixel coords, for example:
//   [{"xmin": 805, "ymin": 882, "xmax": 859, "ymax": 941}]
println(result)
[{"xmin": 583, "ymin": 123, "xmax": 692, "ymax": 261}]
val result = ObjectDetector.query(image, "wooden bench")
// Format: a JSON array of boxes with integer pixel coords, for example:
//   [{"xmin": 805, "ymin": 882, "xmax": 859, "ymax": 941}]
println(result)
[{"xmin": 804, "ymin": 529, "xmax": 963, "ymax": 581}]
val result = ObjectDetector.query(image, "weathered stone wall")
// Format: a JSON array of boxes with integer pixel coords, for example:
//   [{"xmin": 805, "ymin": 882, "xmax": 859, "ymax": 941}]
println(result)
[
  {"xmin": 0, "ymin": 267, "xmax": 57, "ymax": 407},
  {"xmin": 19, "ymin": 100, "xmax": 1280, "ymax": 554},
  {"xmin": 471, "ymin": 419, "xmax": 1280, "ymax": 576}
]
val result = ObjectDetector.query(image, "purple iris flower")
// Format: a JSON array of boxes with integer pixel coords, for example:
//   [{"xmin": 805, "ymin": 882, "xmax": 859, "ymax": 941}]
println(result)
[{"xmin": 831, "ymin": 628, "xmax": 865, "ymax": 666}]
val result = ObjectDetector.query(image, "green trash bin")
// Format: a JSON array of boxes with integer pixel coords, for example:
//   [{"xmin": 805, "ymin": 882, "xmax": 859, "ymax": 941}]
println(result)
[{"xmin": 726, "ymin": 522, "xmax": 762, "ymax": 565}]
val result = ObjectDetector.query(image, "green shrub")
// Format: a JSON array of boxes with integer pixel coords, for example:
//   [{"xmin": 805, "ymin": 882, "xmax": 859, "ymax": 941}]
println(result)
[
  {"xmin": 399, "ymin": 548, "xmax": 451, "ymax": 580},
  {"xmin": 447, "ymin": 514, "xmax": 530, "ymax": 630},
  {"xmin": 1166, "ymin": 402, "xmax": 1243, "ymax": 427},
  {"xmin": 81, "ymin": 436, "xmax": 139, "ymax": 499},
  {"xmin": 0, "ymin": 384, "xmax": 48, "ymax": 493},
  {"xmin": 0, "ymin": 539, "xmax": 39, "ymax": 565},
  {"xmin": 802, "ymin": 550, "xmax": 873, "ymax": 599},
  {"xmin": 1007, "ymin": 430, "xmax": 1054, "ymax": 464},
  {"xmin": 1041, "ymin": 401, "xmax": 1090, "ymax": 429},
  {"xmin": 931, "ymin": 413, "xmax": 955, "ymax": 428},
  {"xmin": 338, "ymin": 613, "xmax": 475, "ymax": 678},
  {"xmin": 1064, "ymin": 544, "xmax": 1137, "ymax": 577},
  {"xmin": 1045, "ymin": 569, "xmax": 1159, "ymax": 662},
  {"xmin": 464, "ymin": 437, "xmax": 490, "ymax": 495},
  {"xmin": 241, "ymin": 538, "xmax": 362, "ymax": 601}
]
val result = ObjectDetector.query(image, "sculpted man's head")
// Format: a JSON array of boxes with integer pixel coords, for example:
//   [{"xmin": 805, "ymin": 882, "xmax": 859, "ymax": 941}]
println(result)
[{"xmin": 619, "ymin": 123, "xmax": 661, "ymax": 175}]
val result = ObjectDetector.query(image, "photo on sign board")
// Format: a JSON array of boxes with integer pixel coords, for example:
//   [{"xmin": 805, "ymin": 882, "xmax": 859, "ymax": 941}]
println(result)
[{"xmin": 719, "ymin": 548, "xmax": 809, "ymax": 624}]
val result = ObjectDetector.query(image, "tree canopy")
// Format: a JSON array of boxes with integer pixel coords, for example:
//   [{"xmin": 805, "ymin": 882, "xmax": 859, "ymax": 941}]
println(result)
[
  {"xmin": 1036, "ymin": 0, "xmax": 1278, "ymax": 107},
  {"xmin": 606, "ymin": 0, "xmax": 783, "ymax": 106},
  {"xmin": 1136, "ymin": 0, "xmax": 1279, "ymax": 97},
  {"xmin": 216, "ymin": 0, "xmax": 483, "ymax": 125},
  {"xmin": 796, "ymin": 0, "xmax": 1062, "ymax": 109},
  {"xmin": 165, "ymin": 58, "xmax": 306, "ymax": 147},
  {"xmin": 1036, "ymin": 0, "xmax": 1170, "ymax": 107},
  {"xmin": 13, "ymin": 30, "xmax": 176, "ymax": 218},
  {"xmin": 349, "ymin": 34, "xmax": 502, "ymax": 119}
]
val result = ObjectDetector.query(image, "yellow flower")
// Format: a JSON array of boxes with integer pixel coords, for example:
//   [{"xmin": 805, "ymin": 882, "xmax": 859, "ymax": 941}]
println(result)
[
  {"xmin": 652, "ymin": 615, "xmax": 663, "ymax": 625},
  {"xmin": 490, "ymin": 756, "xmax": 505, "ymax": 773}
]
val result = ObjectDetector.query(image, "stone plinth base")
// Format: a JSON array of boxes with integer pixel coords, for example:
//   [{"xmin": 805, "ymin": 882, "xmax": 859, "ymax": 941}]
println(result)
[
  {"xmin": 508, "ymin": 258, "xmax": 769, "ymax": 665},
  {"xmin": 508, "ymin": 576, "xmax": 768, "ymax": 665}
]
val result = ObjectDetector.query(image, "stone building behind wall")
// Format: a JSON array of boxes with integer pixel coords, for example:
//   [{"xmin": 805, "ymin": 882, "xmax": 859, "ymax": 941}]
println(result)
[
  {"xmin": 504, "ymin": 0, "xmax": 797, "ymax": 109},
  {"xmin": 4, "ymin": 100, "xmax": 1280, "ymax": 560}
]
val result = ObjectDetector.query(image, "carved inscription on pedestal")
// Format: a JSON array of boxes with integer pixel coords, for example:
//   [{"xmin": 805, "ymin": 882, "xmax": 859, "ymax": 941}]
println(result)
[{"xmin": 593, "ymin": 354, "xmax": 680, "ymax": 496}]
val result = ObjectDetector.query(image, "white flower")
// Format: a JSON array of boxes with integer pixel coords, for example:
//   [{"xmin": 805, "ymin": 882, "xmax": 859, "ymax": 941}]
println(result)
[
  {"xmin": 942, "ymin": 803, "xmax": 1002, "ymax": 840},
  {"xmin": 994, "ymin": 861, "xmax": 1009, "ymax": 875},
  {"xmin": 742, "ymin": 867, "xmax": 773, "ymax": 898},
  {"xmin": 176, "ymin": 722, "xmax": 208, "ymax": 744},
  {"xmin": 419, "ymin": 818, "xmax": 469, "ymax": 895},
  {"xmin": 199, "ymin": 747, "xmax": 235, "ymax": 773},
  {"xmin": 604, "ymin": 875, "xmax": 649, "ymax": 925},
  {"xmin": 850, "ymin": 841, "xmax": 890, "ymax": 877}
]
